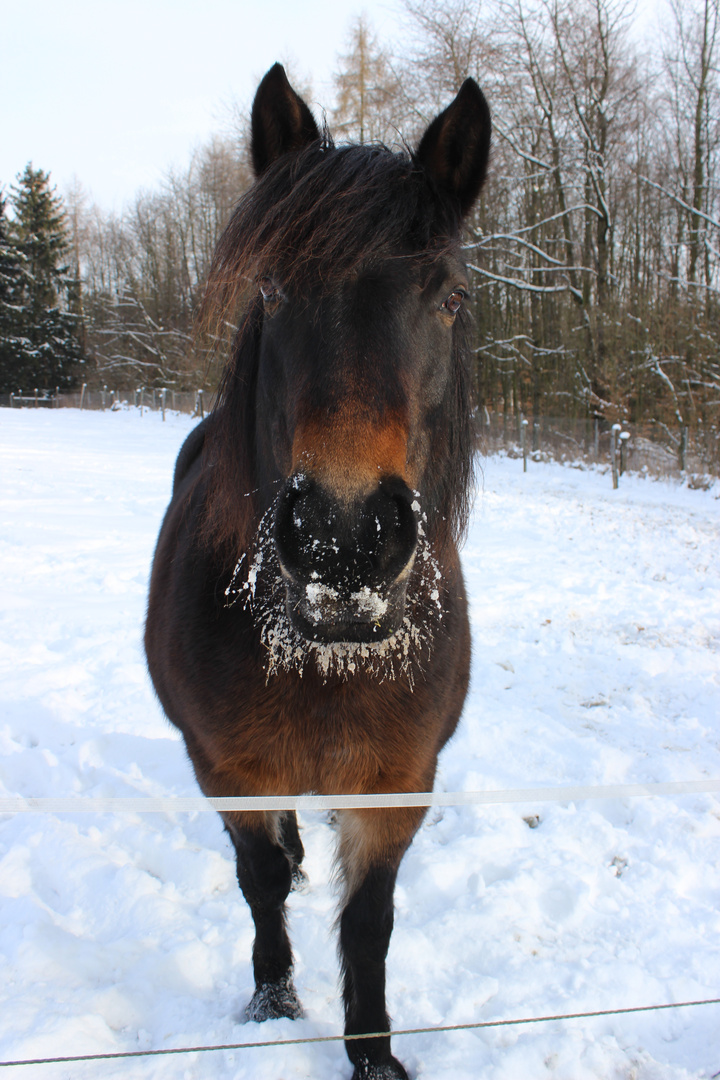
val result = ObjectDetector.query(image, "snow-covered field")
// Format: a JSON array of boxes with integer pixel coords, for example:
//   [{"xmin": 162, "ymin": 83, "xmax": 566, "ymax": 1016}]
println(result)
[{"xmin": 1, "ymin": 407, "xmax": 718, "ymax": 1080}]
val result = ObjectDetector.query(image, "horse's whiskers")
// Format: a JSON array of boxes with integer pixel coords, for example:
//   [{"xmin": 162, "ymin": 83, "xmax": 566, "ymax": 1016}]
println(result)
[{"xmin": 225, "ymin": 502, "xmax": 442, "ymax": 685}]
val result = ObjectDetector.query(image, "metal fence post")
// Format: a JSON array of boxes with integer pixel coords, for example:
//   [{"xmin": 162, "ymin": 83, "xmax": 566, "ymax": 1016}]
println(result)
[
  {"xmin": 80, "ymin": 383, "xmax": 87, "ymax": 410},
  {"xmin": 521, "ymin": 417, "xmax": 529, "ymax": 472}
]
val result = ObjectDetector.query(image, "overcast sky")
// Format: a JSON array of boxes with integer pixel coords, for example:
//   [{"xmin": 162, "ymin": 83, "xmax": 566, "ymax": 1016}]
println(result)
[
  {"xmin": 1, "ymin": 0, "xmax": 400, "ymax": 212},
  {"xmin": 2, "ymin": 0, "xmax": 661, "ymax": 214}
]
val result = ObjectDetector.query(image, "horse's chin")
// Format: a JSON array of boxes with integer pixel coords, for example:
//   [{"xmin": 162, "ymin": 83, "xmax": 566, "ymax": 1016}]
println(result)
[{"xmin": 283, "ymin": 579, "xmax": 408, "ymax": 645}]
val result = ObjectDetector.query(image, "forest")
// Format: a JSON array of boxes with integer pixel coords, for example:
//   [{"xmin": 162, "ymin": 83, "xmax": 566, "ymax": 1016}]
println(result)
[{"xmin": 1, "ymin": 0, "xmax": 719, "ymax": 463}]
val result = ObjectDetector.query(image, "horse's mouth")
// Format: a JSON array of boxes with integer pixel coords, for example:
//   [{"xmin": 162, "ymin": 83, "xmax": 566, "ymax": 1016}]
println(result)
[{"xmin": 284, "ymin": 578, "xmax": 408, "ymax": 644}]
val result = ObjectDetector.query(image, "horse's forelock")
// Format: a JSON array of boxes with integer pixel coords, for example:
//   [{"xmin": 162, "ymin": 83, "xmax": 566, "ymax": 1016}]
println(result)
[{"xmin": 199, "ymin": 140, "xmax": 462, "ymax": 336}]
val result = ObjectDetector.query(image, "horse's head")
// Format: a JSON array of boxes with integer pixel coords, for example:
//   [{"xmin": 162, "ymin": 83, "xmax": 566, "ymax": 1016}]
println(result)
[{"xmin": 209, "ymin": 65, "xmax": 490, "ymax": 648}]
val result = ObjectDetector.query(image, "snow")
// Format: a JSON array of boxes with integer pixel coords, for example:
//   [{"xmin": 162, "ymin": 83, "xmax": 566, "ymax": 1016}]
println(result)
[{"xmin": 0, "ymin": 407, "xmax": 719, "ymax": 1080}]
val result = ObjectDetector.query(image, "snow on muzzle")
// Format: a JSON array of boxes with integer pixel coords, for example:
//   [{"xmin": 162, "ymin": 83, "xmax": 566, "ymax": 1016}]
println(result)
[{"xmin": 274, "ymin": 474, "xmax": 418, "ymax": 643}]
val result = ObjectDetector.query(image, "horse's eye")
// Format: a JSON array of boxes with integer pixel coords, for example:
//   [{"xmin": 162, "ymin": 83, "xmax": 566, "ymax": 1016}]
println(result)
[
  {"xmin": 259, "ymin": 278, "xmax": 280, "ymax": 302},
  {"xmin": 443, "ymin": 290, "xmax": 466, "ymax": 315}
]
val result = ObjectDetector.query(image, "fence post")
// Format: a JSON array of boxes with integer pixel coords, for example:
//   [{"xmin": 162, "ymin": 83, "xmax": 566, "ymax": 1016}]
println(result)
[
  {"xmin": 619, "ymin": 431, "xmax": 630, "ymax": 476},
  {"xmin": 55, "ymin": 386, "xmax": 59, "ymax": 408},
  {"xmin": 101, "ymin": 385, "xmax": 107, "ymax": 409},
  {"xmin": 679, "ymin": 426, "xmax": 688, "ymax": 471},
  {"xmin": 80, "ymin": 383, "xmax": 87, "ymax": 410},
  {"xmin": 611, "ymin": 423, "xmax": 620, "ymax": 489},
  {"xmin": 521, "ymin": 417, "xmax": 529, "ymax": 472},
  {"xmin": 197, "ymin": 389, "xmax": 204, "ymax": 419},
  {"xmin": 10, "ymin": 393, "xmax": 14, "ymax": 408},
  {"xmin": 161, "ymin": 388, "xmax": 166, "ymax": 421}
]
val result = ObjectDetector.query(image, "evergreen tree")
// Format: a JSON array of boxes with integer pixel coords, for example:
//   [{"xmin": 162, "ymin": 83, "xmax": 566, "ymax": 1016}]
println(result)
[
  {"xmin": 0, "ymin": 195, "xmax": 29, "ymax": 392},
  {"xmin": 2, "ymin": 165, "xmax": 85, "ymax": 393}
]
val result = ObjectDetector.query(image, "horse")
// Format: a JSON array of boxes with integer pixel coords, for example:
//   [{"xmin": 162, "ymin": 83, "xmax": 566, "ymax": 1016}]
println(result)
[{"xmin": 145, "ymin": 63, "xmax": 490, "ymax": 1080}]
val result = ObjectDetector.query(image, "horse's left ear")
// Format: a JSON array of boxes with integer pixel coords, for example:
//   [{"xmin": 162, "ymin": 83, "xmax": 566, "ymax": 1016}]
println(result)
[
  {"xmin": 416, "ymin": 79, "xmax": 491, "ymax": 219},
  {"xmin": 251, "ymin": 63, "xmax": 321, "ymax": 177}
]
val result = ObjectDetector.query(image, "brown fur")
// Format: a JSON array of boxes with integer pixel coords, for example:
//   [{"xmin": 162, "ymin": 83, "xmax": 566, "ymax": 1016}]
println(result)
[{"xmin": 292, "ymin": 410, "xmax": 412, "ymax": 503}]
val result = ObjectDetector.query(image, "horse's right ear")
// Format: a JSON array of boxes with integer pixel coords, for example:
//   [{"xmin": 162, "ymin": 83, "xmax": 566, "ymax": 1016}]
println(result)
[
  {"xmin": 251, "ymin": 64, "xmax": 320, "ymax": 177},
  {"xmin": 416, "ymin": 78, "xmax": 491, "ymax": 219}
]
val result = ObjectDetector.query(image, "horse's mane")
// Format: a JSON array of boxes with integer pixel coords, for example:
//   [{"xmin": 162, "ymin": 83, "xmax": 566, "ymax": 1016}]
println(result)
[{"xmin": 199, "ymin": 136, "xmax": 474, "ymax": 554}]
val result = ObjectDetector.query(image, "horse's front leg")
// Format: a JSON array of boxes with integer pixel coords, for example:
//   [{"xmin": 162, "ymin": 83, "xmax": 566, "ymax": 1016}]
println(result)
[
  {"xmin": 225, "ymin": 811, "xmax": 304, "ymax": 1022},
  {"xmin": 338, "ymin": 807, "xmax": 425, "ymax": 1080}
]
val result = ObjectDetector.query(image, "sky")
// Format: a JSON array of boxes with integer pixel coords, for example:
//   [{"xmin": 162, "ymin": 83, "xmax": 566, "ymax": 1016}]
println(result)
[
  {"xmin": 1, "ymin": 0, "xmax": 400, "ymax": 212},
  {"xmin": 2, "ymin": 0, "xmax": 663, "ymax": 215}
]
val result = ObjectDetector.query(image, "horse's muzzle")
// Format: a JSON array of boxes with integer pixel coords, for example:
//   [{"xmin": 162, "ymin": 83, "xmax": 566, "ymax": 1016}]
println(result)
[{"xmin": 274, "ymin": 475, "xmax": 418, "ymax": 643}]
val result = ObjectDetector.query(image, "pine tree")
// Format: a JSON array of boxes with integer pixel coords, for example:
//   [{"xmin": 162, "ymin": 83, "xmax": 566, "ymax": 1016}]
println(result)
[
  {"xmin": 0, "ymin": 195, "xmax": 30, "ymax": 393},
  {"xmin": 2, "ymin": 165, "xmax": 85, "ymax": 393}
]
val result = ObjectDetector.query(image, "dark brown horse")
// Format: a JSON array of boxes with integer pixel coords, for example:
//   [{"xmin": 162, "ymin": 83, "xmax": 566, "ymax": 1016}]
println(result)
[{"xmin": 145, "ymin": 64, "xmax": 490, "ymax": 1080}]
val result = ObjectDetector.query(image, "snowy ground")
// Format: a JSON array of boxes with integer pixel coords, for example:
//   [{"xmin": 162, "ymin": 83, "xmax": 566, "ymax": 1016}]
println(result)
[{"xmin": 0, "ymin": 407, "xmax": 718, "ymax": 1080}]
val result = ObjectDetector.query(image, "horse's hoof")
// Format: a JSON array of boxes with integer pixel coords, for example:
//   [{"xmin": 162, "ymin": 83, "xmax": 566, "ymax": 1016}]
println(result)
[
  {"xmin": 245, "ymin": 977, "xmax": 304, "ymax": 1022},
  {"xmin": 351, "ymin": 1056, "xmax": 409, "ymax": 1080}
]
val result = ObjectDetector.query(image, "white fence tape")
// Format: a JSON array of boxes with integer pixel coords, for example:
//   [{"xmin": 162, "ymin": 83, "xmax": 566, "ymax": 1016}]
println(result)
[{"xmin": 1, "ymin": 779, "xmax": 719, "ymax": 814}]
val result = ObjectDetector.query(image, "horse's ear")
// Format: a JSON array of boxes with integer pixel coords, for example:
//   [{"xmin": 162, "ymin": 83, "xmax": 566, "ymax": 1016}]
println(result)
[
  {"xmin": 416, "ymin": 79, "xmax": 491, "ymax": 220},
  {"xmin": 251, "ymin": 63, "xmax": 320, "ymax": 177}
]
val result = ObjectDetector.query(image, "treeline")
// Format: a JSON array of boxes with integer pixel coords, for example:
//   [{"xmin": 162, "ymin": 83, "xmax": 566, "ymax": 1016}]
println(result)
[
  {"xmin": 69, "ymin": 140, "xmax": 251, "ymax": 393},
  {"xmin": 1, "ymin": 0, "xmax": 719, "ymax": 453},
  {"xmin": 393, "ymin": 0, "xmax": 720, "ymax": 445},
  {"xmin": 0, "ymin": 144, "xmax": 251, "ymax": 396}
]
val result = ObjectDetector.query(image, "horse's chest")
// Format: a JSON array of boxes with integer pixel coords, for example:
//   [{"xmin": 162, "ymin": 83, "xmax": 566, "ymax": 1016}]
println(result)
[{"xmin": 218, "ymin": 674, "xmax": 420, "ymax": 794}]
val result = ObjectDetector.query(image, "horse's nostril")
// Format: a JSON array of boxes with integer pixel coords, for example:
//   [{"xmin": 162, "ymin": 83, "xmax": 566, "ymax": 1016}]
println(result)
[
  {"xmin": 360, "ymin": 479, "xmax": 418, "ymax": 580},
  {"xmin": 275, "ymin": 478, "xmax": 337, "ymax": 581}
]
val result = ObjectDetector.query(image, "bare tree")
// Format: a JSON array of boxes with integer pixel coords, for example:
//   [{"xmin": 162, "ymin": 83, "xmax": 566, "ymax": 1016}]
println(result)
[
  {"xmin": 663, "ymin": 0, "xmax": 720, "ymax": 288},
  {"xmin": 76, "ymin": 135, "xmax": 250, "ymax": 389}
]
